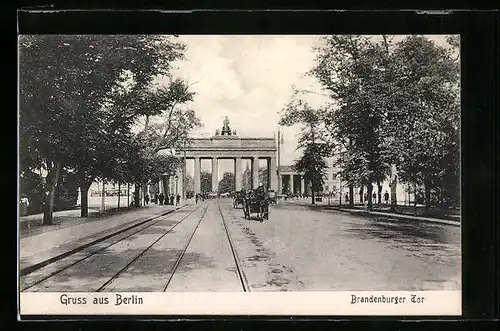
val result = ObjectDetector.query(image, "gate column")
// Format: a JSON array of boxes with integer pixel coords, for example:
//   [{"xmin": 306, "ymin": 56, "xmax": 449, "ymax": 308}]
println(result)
[
  {"xmin": 212, "ymin": 157, "xmax": 218, "ymax": 192},
  {"xmin": 234, "ymin": 157, "xmax": 242, "ymax": 191},
  {"xmin": 269, "ymin": 156, "xmax": 277, "ymax": 191},
  {"xmin": 252, "ymin": 156, "xmax": 259, "ymax": 189},
  {"xmin": 194, "ymin": 157, "xmax": 201, "ymax": 194}
]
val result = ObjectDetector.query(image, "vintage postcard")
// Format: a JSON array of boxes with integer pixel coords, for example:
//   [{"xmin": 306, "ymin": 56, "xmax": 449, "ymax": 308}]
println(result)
[{"xmin": 18, "ymin": 34, "xmax": 461, "ymax": 317}]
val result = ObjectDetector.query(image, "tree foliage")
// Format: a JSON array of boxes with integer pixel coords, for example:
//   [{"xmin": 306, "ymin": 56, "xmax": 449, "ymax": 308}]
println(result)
[
  {"xmin": 280, "ymin": 98, "xmax": 331, "ymax": 204},
  {"xmin": 305, "ymin": 34, "xmax": 460, "ymax": 210},
  {"xmin": 218, "ymin": 172, "xmax": 235, "ymax": 193},
  {"xmin": 19, "ymin": 35, "xmax": 196, "ymax": 220}
]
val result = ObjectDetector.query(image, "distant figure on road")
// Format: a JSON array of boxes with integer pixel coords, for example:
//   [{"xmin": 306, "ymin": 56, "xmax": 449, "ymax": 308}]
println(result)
[
  {"xmin": 154, "ymin": 193, "xmax": 158, "ymax": 204},
  {"xmin": 131, "ymin": 193, "xmax": 136, "ymax": 207},
  {"xmin": 176, "ymin": 194, "xmax": 181, "ymax": 205},
  {"xmin": 345, "ymin": 193, "xmax": 349, "ymax": 203},
  {"xmin": 384, "ymin": 190, "xmax": 389, "ymax": 204},
  {"xmin": 170, "ymin": 194, "xmax": 174, "ymax": 205},
  {"xmin": 255, "ymin": 183, "xmax": 265, "ymax": 199},
  {"xmin": 144, "ymin": 194, "xmax": 149, "ymax": 205},
  {"xmin": 195, "ymin": 193, "xmax": 199, "ymax": 204},
  {"xmin": 20, "ymin": 196, "xmax": 29, "ymax": 216},
  {"xmin": 372, "ymin": 192, "xmax": 377, "ymax": 204},
  {"xmin": 159, "ymin": 193, "xmax": 164, "ymax": 205}
]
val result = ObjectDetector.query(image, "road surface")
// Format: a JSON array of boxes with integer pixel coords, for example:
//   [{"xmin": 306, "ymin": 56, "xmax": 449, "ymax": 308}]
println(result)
[{"xmin": 21, "ymin": 199, "xmax": 461, "ymax": 292}]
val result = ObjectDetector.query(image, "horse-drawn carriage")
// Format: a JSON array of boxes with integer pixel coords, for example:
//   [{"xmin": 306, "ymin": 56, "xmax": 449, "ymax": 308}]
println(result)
[
  {"xmin": 267, "ymin": 190, "xmax": 277, "ymax": 204},
  {"xmin": 233, "ymin": 190, "xmax": 245, "ymax": 209},
  {"xmin": 243, "ymin": 189, "xmax": 269, "ymax": 221}
]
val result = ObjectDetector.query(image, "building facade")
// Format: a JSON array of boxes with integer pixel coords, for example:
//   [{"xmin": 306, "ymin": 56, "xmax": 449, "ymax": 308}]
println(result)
[{"xmin": 279, "ymin": 154, "xmax": 412, "ymax": 204}]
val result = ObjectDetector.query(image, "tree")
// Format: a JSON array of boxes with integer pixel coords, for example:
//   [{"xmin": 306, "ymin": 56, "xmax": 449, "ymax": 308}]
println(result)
[
  {"xmin": 54, "ymin": 169, "xmax": 79, "ymax": 211},
  {"xmin": 280, "ymin": 98, "xmax": 331, "ymax": 204},
  {"xmin": 19, "ymin": 35, "xmax": 187, "ymax": 221},
  {"xmin": 184, "ymin": 174, "xmax": 195, "ymax": 198},
  {"xmin": 388, "ymin": 36, "xmax": 460, "ymax": 210},
  {"xmin": 218, "ymin": 172, "xmax": 235, "ymax": 193},
  {"xmin": 308, "ymin": 35, "xmax": 460, "ymax": 212},
  {"xmin": 293, "ymin": 143, "xmax": 329, "ymax": 204},
  {"xmin": 310, "ymin": 35, "xmax": 395, "ymax": 210},
  {"xmin": 200, "ymin": 171, "xmax": 212, "ymax": 193},
  {"xmin": 126, "ymin": 77, "xmax": 201, "ymax": 207},
  {"xmin": 242, "ymin": 164, "xmax": 252, "ymax": 190}
]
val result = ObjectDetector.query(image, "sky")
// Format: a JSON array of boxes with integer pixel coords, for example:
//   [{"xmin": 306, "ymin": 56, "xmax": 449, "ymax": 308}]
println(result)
[
  {"xmin": 168, "ymin": 35, "xmax": 328, "ymax": 168},
  {"xmin": 160, "ymin": 35, "xmax": 456, "ymax": 178}
]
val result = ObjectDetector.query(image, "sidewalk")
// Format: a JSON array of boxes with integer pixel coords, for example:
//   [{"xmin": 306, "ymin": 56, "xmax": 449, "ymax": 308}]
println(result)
[
  {"xmin": 283, "ymin": 199, "xmax": 460, "ymax": 227},
  {"xmin": 19, "ymin": 203, "xmax": 186, "ymax": 272}
]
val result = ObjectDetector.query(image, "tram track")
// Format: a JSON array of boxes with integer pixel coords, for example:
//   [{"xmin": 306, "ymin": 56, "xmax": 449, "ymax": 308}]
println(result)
[
  {"xmin": 20, "ymin": 205, "xmax": 189, "ymax": 278},
  {"xmin": 23, "ymin": 200, "xmax": 251, "ymax": 292},
  {"xmin": 217, "ymin": 199, "xmax": 250, "ymax": 292},
  {"xmin": 21, "ymin": 204, "xmax": 199, "ymax": 292},
  {"xmin": 98, "ymin": 204, "xmax": 210, "ymax": 292},
  {"xmin": 161, "ymin": 205, "xmax": 209, "ymax": 291}
]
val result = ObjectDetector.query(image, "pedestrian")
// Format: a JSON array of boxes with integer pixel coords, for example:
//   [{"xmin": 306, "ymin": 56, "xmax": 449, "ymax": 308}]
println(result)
[
  {"xmin": 195, "ymin": 193, "xmax": 199, "ymax": 204},
  {"xmin": 144, "ymin": 194, "xmax": 149, "ymax": 205},
  {"xmin": 345, "ymin": 193, "xmax": 349, "ymax": 203},
  {"xmin": 159, "ymin": 192, "xmax": 164, "ymax": 205},
  {"xmin": 170, "ymin": 194, "xmax": 174, "ymax": 205},
  {"xmin": 384, "ymin": 190, "xmax": 389, "ymax": 204},
  {"xmin": 20, "ymin": 196, "xmax": 29, "ymax": 216},
  {"xmin": 176, "ymin": 194, "xmax": 181, "ymax": 206},
  {"xmin": 154, "ymin": 193, "xmax": 158, "ymax": 204},
  {"xmin": 372, "ymin": 192, "xmax": 377, "ymax": 204},
  {"xmin": 131, "ymin": 193, "xmax": 136, "ymax": 207}
]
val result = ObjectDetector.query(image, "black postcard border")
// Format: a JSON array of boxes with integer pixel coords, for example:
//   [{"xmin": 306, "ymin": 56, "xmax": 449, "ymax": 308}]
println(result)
[{"xmin": 11, "ymin": 8, "xmax": 500, "ymax": 326}]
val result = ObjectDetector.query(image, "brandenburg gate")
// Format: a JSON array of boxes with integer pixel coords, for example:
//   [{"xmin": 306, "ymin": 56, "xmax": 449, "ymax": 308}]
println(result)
[{"xmin": 160, "ymin": 117, "xmax": 278, "ymax": 196}]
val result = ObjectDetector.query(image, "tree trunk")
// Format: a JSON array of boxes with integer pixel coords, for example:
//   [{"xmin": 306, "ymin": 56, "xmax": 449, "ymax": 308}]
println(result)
[
  {"xmin": 100, "ymin": 180, "xmax": 106, "ymax": 213},
  {"xmin": 367, "ymin": 183, "xmax": 373, "ymax": 210},
  {"xmin": 349, "ymin": 184, "xmax": 354, "ymax": 207},
  {"xmin": 359, "ymin": 187, "xmax": 364, "ymax": 203},
  {"xmin": 80, "ymin": 182, "xmax": 90, "ymax": 217},
  {"xmin": 424, "ymin": 182, "xmax": 431, "ymax": 215},
  {"xmin": 413, "ymin": 182, "xmax": 418, "ymax": 215},
  {"xmin": 390, "ymin": 164, "xmax": 398, "ymax": 212},
  {"xmin": 311, "ymin": 178, "xmax": 315, "ymax": 205},
  {"xmin": 134, "ymin": 184, "xmax": 140, "ymax": 207},
  {"xmin": 377, "ymin": 181, "xmax": 382, "ymax": 204},
  {"xmin": 117, "ymin": 181, "xmax": 121, "ymax": 211},
  {"xmin": 43, "ymin": 162, "xmax": 62, "ymax": 225},
  {"xmin": 127, "ymin": 183, "xmax": 130, "ymax": 207}
]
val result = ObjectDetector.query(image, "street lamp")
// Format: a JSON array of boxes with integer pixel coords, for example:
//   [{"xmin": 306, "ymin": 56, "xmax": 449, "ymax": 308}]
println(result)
[{"xmin": 175, "ymin": 174, "xmax": 179, "ymax": 204}]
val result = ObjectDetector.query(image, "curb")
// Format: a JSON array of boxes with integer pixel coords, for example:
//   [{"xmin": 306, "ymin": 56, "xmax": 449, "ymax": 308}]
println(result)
[
  {"xmin": 327, "ymin": 207, "xmax": 460, "ymax": 227},
  {"xmin": 286, "ymin": 202, "xmax": 460, "ymax": 227},
  {"xmin": 20, "ymin": 205, "xmax": 187, "ymax": 277}
]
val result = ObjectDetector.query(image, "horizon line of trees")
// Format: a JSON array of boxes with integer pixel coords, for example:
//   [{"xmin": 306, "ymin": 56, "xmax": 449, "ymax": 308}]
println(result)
[{"xmin": 280, "ymin": 35, "xmax": 460, "ymax": 211}]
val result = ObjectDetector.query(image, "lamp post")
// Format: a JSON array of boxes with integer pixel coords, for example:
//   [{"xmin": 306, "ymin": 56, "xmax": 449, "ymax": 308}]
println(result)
[
  {"xmin": 182, "ymin": 141, "xmax": 187, "ymax": 202},
  {"xmin": 175, "ymin": 174, "xmax": 179, "ymax": 206},
  {"xmin": 277, "ymin": 126, "xmax": 284, "ymax": 195},
  {"xmin": 339, "ymin": 175, "xmax": 343, "ymax": 207}
]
